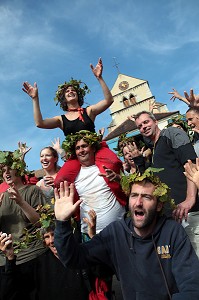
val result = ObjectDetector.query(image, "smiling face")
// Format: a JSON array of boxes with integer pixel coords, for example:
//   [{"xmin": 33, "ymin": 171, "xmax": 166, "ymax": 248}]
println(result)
[
  {"xmin": 64, "ymin": 86, "xmax": 78, "ymax": 104},
  {"xmin": 40, "ymin": 148, "xmax": 58, "ymax": 172},
  {"xmin": 75, "ymin": 139, "xmax": 95, "ymax": 167},
  {"xmin": 122, "ymin": 146, "xmax": 137, "ymax": 167},
  {"xmin": 186, "ymin": 110, "xmax": 199, "ymax": 130},
  {"xmin": 129, "ymin": 181, "xmax": 163, "ymax": 237},
  {"xmin": 135, "ymin": 113, "xmax": 159, "ymax": 141},
  {"xmin": 43, "ymin": 230, "xmax": 58, "ymax": 258}
]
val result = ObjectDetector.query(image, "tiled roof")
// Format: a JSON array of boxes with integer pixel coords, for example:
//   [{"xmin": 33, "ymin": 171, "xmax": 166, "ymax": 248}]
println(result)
[{"xmin": 104, "ymin": 111, "xmax": 179, "ymax": 141}]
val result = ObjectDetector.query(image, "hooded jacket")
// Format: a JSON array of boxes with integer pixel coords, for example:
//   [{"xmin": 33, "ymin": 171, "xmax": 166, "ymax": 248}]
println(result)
[{"xmin": 55, "ymin": 214, "xmax": 199, "ymax": 300}]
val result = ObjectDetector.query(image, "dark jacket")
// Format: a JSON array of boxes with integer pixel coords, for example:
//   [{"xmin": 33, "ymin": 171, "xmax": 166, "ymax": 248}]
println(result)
[
  {"xmin": 55, "ymin": 214, "xmax": 199, "ymax": 300},
  {"xmin": 0, "ymin": 250, "xmax": 88, "ymax": 300}
]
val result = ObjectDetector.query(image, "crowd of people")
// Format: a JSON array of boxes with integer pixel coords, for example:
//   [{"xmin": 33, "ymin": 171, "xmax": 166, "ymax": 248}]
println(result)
[{"xmin": 0, "ymin": 58, "xmax": 199, "ymax": 300}]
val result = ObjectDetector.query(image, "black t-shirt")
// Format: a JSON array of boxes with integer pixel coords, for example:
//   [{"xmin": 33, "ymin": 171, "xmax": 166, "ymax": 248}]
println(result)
[
  {"xmin": 152, "ymin": 127, "xmax": 199, "ymax": 214},
  {"xmin": 61, "ymin": 108, "xmax": 95, "ymax": 136}
]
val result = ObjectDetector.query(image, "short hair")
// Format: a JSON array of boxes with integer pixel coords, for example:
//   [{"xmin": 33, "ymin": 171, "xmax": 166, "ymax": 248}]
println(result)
[
  {"xmin": 40, "ymin": 224, "xmax": 55, "ymax": 237},
  {"xmin": 186, "ymin": 106, "xmax": 199, "ymax": 115},
  {"xmin": 134, "ymin": 110, "xmax": 157, "ymax": 121}
]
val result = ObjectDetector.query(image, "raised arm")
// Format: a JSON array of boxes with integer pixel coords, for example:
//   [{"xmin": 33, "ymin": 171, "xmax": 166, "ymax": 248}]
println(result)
[
  {"xmin": 51, "ymin": 137, "xmax": 66, "ymax": 161},
  {"xmin": 168, "ymin": 88, "xmax": 190, "ymax": 105},
  {"xmin": 172, "ymin": 176, "xmax": 197, "ymax": 222},
  {"xmin": 82, "ymin": 209, "xmax": 96, "ymax": 239},
  {"xmin": 22, "ymin": 81, "xmax": 62, "ymax": 129},
  {"xmin": 184, "ymin": 158, "xmax": 199, "ymax": 189},
  {"xmin": 184, "ymin": 89, "xmax": 199, "ymax": 107},
  {"xmin": 88, "ymin": 58, "xmax": 114, "ymax": 119},
  {"xmin": 54, "ymin": 181, "xmax": 82, "ymax": 221},
  {"xmin": 168, "ymin": 88, "xmax": 199, "ymax": 107},
  {"xmin": 18, "ymin": 141, "xmax": 32, "ymax": 161}
]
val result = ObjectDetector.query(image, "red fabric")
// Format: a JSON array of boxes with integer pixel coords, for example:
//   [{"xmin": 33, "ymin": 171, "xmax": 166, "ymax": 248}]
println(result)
[
  {"xmin": 67, "ymin": 107, "xmax": 85, "ymax": 122},
  {"xmin": 0, "ymin": 182, "xmax": 9, "ymax": 193},
  {"xmin": 95, "ymin": 141, "xmax": 127, "ymax": 206},
  {"xmin": 89, "ymin": 278, "xmax": 109, "ymax": 300},
  {"xmin": 25, "ymin": 175, "xmax": 38, "ymax": 185}
]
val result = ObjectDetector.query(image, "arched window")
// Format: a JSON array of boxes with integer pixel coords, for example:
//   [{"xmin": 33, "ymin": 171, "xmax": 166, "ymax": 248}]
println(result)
[
  {"xmin": 123, "ymin": 97, "xmax": 129, "ymax": 107},
  {"xmin": 129, "ymin": 93, "xmax": 136, "ymax": 105}
]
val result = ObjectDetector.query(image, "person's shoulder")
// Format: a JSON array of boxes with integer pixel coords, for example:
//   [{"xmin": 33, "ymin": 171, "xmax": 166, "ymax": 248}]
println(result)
[
  {"xmin": 162, "ymin": 217, "xmax": 187, "ymax": 235},
  {"xmin": 162, "ymin": 126, "xmax": 191, "ymax": 146},
  {"xmin": 163, "ymin": 126, "xmax": 186, "ymax": 136}
]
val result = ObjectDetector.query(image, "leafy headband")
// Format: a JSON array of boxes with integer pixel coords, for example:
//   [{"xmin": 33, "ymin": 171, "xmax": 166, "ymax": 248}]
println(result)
[
  {"xmin": 54, "ymin": 78, "xmax": 91, "ymax": 110},
  {"xmin": 121, "ymin": 167, "xmax": 176, "ymax": 209},
  {"xmin": 62, "ymin": 130, "xmax": 102, "ymax": 159},
  {"xmin": 0, "ymin": 150, "xmax": 28, "ymax": 181},
  {"xmin": 166, "ymin": 114, "xmax": 190, "ymax": 133}
]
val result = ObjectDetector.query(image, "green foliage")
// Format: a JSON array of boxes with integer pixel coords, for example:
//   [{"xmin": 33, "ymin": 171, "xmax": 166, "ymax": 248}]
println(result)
[
  {"xmin": 121, "ymin": 167, "xmax": 176, "ymax": 210},
  {"xmin": 166, "ymin": 114, "xmax": 190, "ymax": 133},
  {"xmin": 54, "ymin": 78, "xmax": 91, "ymax": 104},
  {"xmin": 12, "ymin": 202, "xmax": 77, "ymax": 254},
  {"xmin": 62, "ymin": 130, "xmax": 102, "ymax": 159},
  {"xmin": 0, "ymin": 150, "xmax": 29, "ymax": 181}
]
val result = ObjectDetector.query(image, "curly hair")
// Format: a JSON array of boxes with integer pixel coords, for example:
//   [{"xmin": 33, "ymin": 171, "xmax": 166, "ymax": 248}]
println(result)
[{"xmin": 54, "ymin": 78, "xmax": 90, "ymax": 111}]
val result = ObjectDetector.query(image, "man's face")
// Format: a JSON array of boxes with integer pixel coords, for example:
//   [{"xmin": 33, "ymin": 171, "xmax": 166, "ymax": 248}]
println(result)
[
  {"xmin": 186, "ymin": 111, "xmax": 199, "ymax": 130},
  {"xmin": 43, "ymin": 230, "xmax": 58, "ymax": 258},
  {"xmin": 135, "ymin": 113, "xmax": 158, "ymax": 139},
  {"xmin": 75, "ymin": 139, "xmax": 95, "ymax": 167},
  {"xmin": 2, "ymin": 166, "xmax": 17, "ymax": 185},
  {"xmin": 129, "ymin": 181, "xmax": 162, "ymax": 237}
]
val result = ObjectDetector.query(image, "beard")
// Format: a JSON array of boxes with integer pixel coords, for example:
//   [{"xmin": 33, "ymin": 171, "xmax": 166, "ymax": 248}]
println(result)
[{"xmin": 130, "ymin": 205, "xmax": 158, "ymax": 230}]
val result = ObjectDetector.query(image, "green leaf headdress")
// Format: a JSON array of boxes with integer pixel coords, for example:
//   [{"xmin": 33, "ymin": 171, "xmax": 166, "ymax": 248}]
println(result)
[
  {"xmin": 54, "ymin": 78, "xmax": 91, "ymax": 111},
  {"xmin": 166, "ymin": 114, "xmax": 190, "ymax": 133},
  {"xmin": 0, "ymin": 150, "xmax": 29, "ymax": 181},
  {"xmin": 62, "ymin": 130, "xmax": 102, "ymax": 159},
  {"xmin": 121, "ymin": 167, "xmax": 176, "ymax": 210}
]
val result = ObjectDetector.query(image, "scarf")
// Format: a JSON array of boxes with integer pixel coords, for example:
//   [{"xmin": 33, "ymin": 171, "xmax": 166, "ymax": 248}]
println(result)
[{"xmin": 67, "ymin": 107, "xmax": 84, "ymax": 122}]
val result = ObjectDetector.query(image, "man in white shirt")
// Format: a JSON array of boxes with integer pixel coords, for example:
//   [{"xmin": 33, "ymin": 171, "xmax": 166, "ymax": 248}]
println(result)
[{"xmin": 59, "ymin": 130, "xmax": 127, "ymax": 238}]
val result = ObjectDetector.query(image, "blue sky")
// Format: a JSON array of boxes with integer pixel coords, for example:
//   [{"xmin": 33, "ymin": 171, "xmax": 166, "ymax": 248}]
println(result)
[{"xmin": 1, "ymin": 0, "xmax": 199, "ymax": 171}]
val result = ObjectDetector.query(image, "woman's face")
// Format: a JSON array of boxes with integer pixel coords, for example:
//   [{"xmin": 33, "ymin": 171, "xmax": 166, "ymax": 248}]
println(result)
[
  {"xmin": 40, "ymin": 149, "xmax": 57, "ymax": 171},
  {"xmin": 64, "ymin": 86, "xmax": 78, "ymax": 103},
  {"xmin": 122, "ymin": 145, "xmax": 139, "ymax": 165}
]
